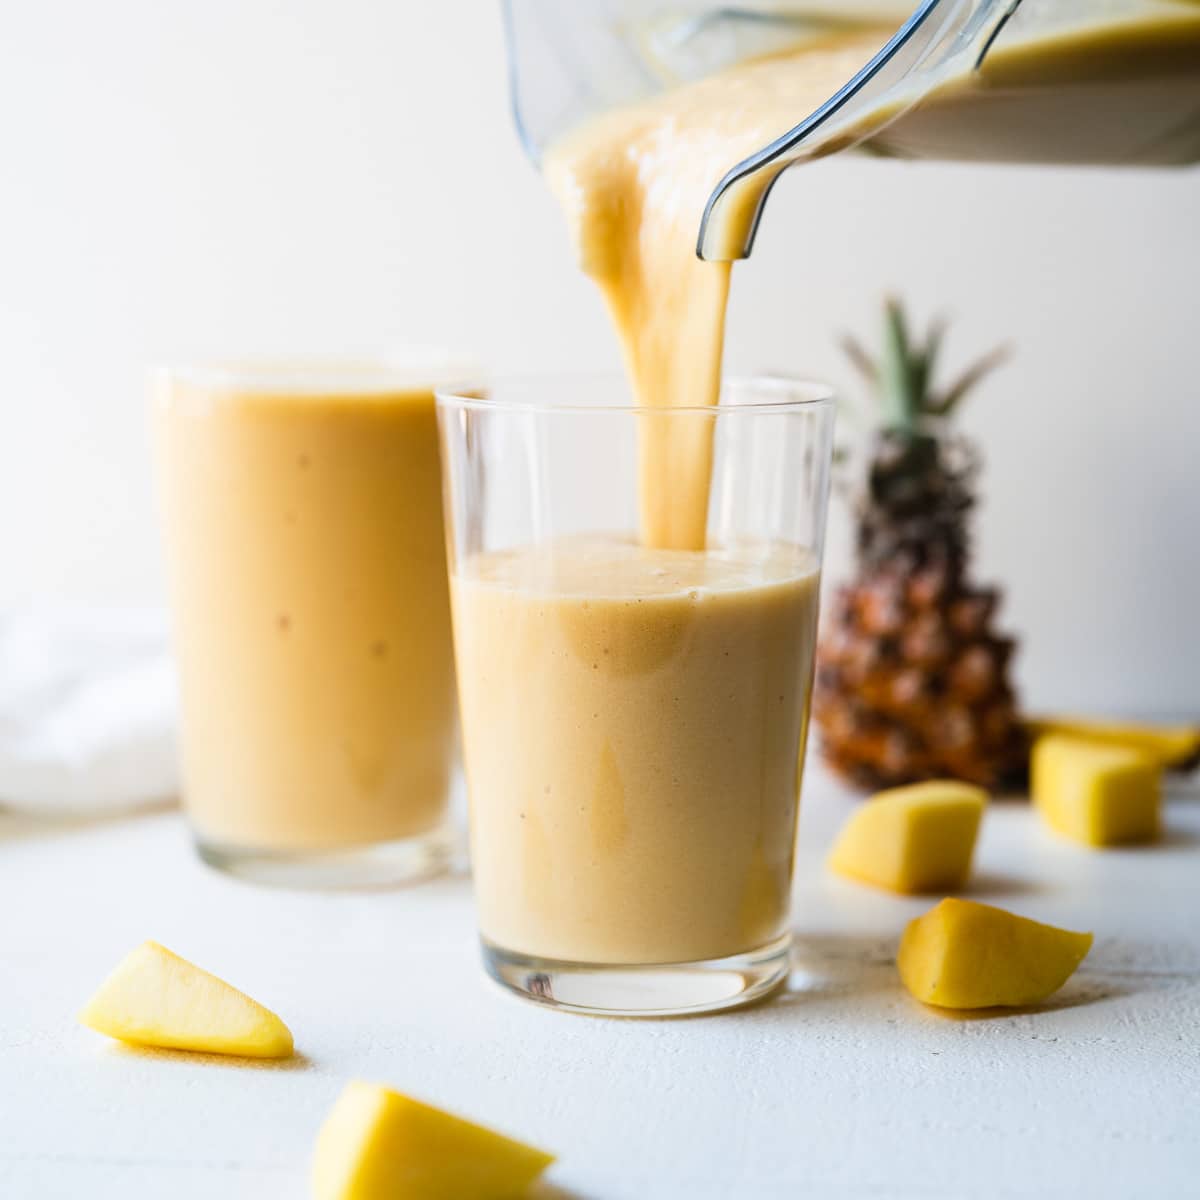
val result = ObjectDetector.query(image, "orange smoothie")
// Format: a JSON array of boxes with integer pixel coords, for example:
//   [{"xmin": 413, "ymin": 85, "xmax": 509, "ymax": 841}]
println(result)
[
  {"xmin": 452, "ymin": 536, "xmax": 820, "ymax": 964},
  {"xmin": 155, "ymin": 369, "xmax": 457, "ymax": 857}
]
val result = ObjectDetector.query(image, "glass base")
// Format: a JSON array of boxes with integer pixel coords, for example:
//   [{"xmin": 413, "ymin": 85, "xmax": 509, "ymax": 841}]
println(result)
[
  {"xmin": 481, "ymin": 933, "xmax": 792, "ymax": 1017},
  {"xmin": 195, "ymin": 824, "xmax": 458, "ymax": 890}
]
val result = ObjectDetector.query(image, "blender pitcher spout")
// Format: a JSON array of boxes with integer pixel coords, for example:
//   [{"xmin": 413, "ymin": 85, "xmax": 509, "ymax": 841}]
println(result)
[
  {"xmin": 698, "ymin": 0, "xmax": 1024, "ymax": 260},
  {"xmin": 503, "ymin": 0, "xmax": 1024, "ymax": 261}
]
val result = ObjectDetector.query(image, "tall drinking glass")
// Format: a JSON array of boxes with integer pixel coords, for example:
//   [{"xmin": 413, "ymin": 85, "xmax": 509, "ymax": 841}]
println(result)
[
  {"xmin": 438, "ymin": 375, "xmax": 835, "ymax": 1015},
  {"xmin": 154, "ymin": 363, "xmax": 462, "ymax": 887}
]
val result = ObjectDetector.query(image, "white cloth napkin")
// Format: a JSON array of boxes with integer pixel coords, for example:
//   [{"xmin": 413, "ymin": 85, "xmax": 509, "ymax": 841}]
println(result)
[{"xmin": 0, "ymin": 608, "xmax": 178, "ymax": 816}]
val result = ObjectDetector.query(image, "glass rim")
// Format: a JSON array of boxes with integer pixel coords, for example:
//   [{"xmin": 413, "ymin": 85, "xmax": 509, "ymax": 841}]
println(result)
[
  {"xmin": 148, "ymin": 350, "xmax": 476, "ymax": 396},
  {"xmin": 434, "ymin": 372, "xmax": 835, "ymax": 415}
]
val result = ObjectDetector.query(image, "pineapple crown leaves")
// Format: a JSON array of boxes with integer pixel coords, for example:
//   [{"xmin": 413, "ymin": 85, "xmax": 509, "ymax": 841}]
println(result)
[{"xmin": 841, "ymin": 297, "xmax": 1011, "ymax": 438}]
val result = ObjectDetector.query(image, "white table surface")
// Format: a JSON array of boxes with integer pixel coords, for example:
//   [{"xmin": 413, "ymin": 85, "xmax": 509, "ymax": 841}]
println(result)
[{"xmin": 3, "ymin": 766, "xmax": 1198, "ymax": 1200}]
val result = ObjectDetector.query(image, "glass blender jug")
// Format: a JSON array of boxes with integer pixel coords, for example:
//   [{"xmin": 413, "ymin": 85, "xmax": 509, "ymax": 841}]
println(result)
[{"xmin": 504, "ymin": 0, "xmax": 1200, "ymax": 259}]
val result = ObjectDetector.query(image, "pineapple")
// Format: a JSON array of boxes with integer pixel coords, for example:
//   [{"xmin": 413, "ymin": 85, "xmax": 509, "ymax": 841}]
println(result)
[{"xmin": 815, "ymin": 299, "xmax": 1025, "ymax": 790}]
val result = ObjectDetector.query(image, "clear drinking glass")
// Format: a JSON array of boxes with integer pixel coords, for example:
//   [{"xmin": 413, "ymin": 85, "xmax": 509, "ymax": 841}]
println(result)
[
  {"xmin": 437, "ymin": 375, "xmax": 835, "ymax": 1015},
  {"xmin": 153, "ymin": 363, "xmax": 463, "ymax": 887}
]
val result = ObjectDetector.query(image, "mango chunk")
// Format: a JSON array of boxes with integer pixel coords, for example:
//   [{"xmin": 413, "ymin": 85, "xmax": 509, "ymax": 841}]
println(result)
[
  {"xmin": 1025, "ymin": 716, "xmax": 1199, "ymax": 771},
  {"xmin": 898, "ymin": 898, "xmax": 1093, "ymax": 1009},
  {"xmin": 312, "ymin": 1081, "xmax": 554, "ymax": 1200},
  {"xmin": 1031, "ymin": 735, "xmax": 1161, "ymax": 846},
  {"xmin": 828, "ymin": 780, "xmax": 986, "ymax": 894},
  {"xmin": 79, "ymin": 941, "xmax": 293, "ymax": 1058}
]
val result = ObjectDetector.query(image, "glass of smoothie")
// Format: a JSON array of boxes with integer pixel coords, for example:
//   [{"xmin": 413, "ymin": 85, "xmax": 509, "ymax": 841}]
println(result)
[
  {"xmin": 153, "ymin": 362, "xmax": 464, "ymax": 887},
  {"xmin": 438, "ymin": 374, "xmax": 835, "ymax": 1015}
]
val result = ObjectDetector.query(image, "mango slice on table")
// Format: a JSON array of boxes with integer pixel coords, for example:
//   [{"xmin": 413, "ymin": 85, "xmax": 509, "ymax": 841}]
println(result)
[
  {"xmin": 1024, "ymin": 716, "xmax": 1199, "ymax": 771},
  {"xmin": 79, "ymin": 941, "xmax": 293, "ymax": 1058},
  {"xmin": 898, "ymin": 898, "xmax": 1093, "ymax": 1009},
  {"xmin": 312, "ymin": 1081, "xmax": 554, "ymax": 1200},
  {"xmin": 1031, "ymin": 735, "xmax": 1161, "ymax": 847},
  {"xmin": 828, "ymin": 780, "xmax": 987, "ymax": 894}
]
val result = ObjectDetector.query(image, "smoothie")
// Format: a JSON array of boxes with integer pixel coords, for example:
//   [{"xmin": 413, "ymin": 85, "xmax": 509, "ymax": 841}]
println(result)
[
  {"xmin": 452, "ymin": 536, "xmax": 820, "ymax": 965},
  {"xmin": 545, "ymin": 28, "xmax": 887, "ymax": 550},
  {"xmin": 155, "ymin": 370, "xmax": 457, "ymax": 857}
]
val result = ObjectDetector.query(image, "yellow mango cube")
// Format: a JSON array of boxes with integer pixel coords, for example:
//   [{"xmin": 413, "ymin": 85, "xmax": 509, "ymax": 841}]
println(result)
[
  {"xmin": 898, "ymin": 898, "xmax": 1093, "ymax": 1009},
  {"xmin": 79, "ymin": 941, "xmax": 293, "ymax": 1059},
  {"xmin": 828, "ymin": 780, "xmax": 987, "ymax": 894},
  {"xmin": 1024, "ymin": 715, "xmax": 1199, "ymax": 771},
  {"xmin": 1031, "ymin": 735, "xmax": 1161, "ymax": 846},
  {"xmin": 312, "ymin": 1081, "xmax": 554, "ymax": 1200}
]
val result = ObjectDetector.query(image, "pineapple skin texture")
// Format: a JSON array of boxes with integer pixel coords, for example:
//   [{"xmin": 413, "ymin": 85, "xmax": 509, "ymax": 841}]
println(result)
[
  {"xmin": 79, "ymin": 941, "xmax": 293, "ymax": 1059},
  {"xmin": 312, "ymin": 1081, "xmax": 555, "ymax": 1200},
  {"xmin": 1025, "ymin": 716, "xmax": 1199, "ymax": 771},
  {"xmin": 1031, "ymin": 735, "xmax": 1161, "ymax": 847},
  {"xmin": 828, "ymin": 780, "xmax": 986, "ymax": 894},
  {"xmin": 898, "ymin": 898, "xmax": 1092, "ymax": 1009}
]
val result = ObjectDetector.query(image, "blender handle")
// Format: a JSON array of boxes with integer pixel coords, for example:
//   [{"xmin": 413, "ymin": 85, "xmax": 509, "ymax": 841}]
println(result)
[{"xmin": 697, "ymin": 0, "xmax": 1025, "ymax": 262}]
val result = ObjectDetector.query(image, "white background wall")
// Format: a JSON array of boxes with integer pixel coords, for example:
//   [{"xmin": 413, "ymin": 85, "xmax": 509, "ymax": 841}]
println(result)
[{"xmin": 2, "ymin": 0, "xmax": 1197, "ymax": 714}]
